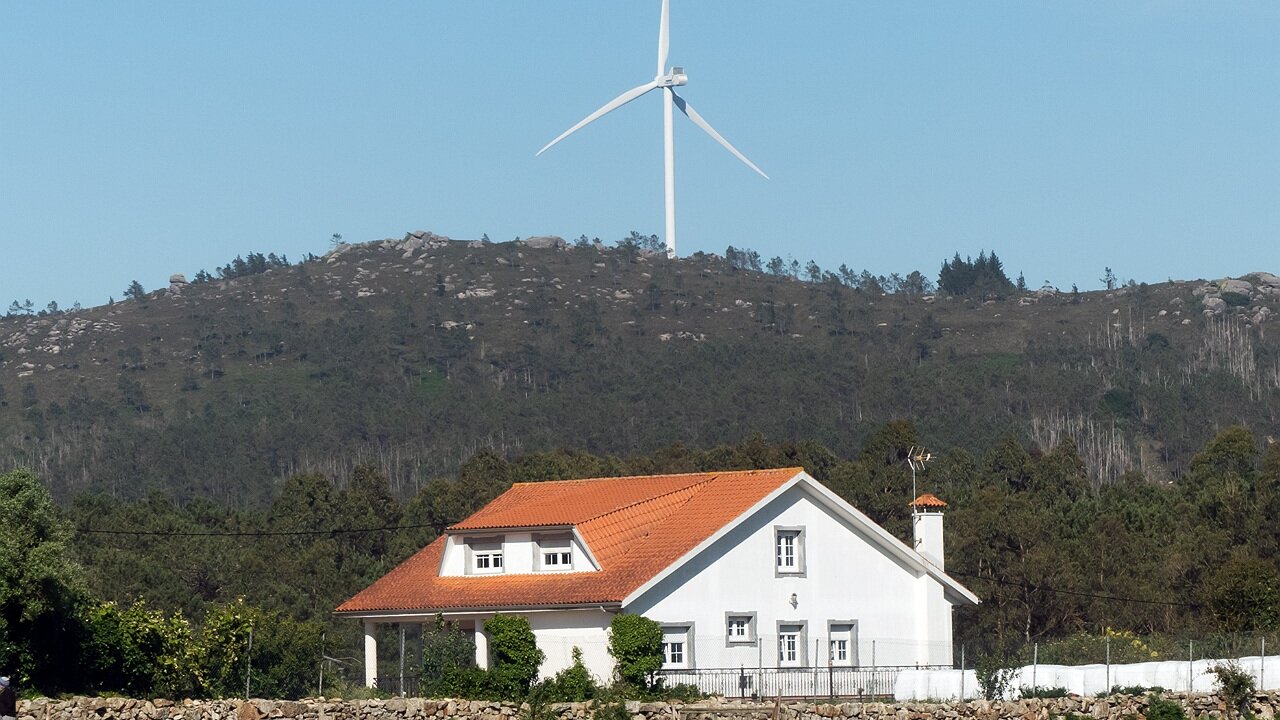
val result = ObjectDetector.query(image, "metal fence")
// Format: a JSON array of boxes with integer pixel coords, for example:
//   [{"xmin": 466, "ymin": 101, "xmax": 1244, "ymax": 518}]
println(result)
[
  {"xmin": 374, "ymin": 676, "xmax": 422, "ymax": 697},
  {"xmin": 657, "ymin": 665, "xmax": 936, "ymax": 701}
]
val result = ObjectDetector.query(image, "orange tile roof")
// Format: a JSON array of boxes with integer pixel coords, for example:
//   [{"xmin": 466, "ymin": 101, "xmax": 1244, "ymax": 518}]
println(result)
[
  {"xmin": 337, "ymin": 468, "xmax": 802, "ymax": 613},
  {"xmin": 910, "ymin": 492, "xmax": 948, "ymax": 509}
]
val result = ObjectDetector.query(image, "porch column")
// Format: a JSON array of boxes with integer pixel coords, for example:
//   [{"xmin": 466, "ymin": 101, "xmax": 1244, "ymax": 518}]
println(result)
[
  {"xmin": 364, "ymin": 619, "xmax": 378, "ymax": 688},
  {"xmin": 474, "ymin": 619, "xmax": 490, "ymax": 670}
]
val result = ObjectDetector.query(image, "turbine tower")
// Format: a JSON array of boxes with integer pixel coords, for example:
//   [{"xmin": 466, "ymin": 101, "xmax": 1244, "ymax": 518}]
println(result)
[{"xmin": 536, "ymin": 0, "xmax": 768, "ymax": 258}]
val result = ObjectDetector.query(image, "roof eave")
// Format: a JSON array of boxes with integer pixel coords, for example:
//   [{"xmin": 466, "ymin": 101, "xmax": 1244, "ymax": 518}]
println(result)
[
  {"xmin": 446, "ymin": 523, "xmax": 577, "ymax": 535},
  {"xmin": 335, "ymin": 601, "xmax": 625, "ymax": 619}
]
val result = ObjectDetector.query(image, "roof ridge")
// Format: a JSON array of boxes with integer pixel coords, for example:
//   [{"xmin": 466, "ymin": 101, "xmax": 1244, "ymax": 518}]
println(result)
[{"xmin": 510, "ymin": 466, "xmax": 802, "ymax": 487}]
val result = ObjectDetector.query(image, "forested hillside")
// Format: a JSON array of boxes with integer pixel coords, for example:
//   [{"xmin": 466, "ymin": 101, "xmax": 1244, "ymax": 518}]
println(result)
[
  {"xmin": 4, "ymin": 234, "xmax": 1280, "ymax": 695},
  {"xmin": 8, "ymin": 427, "xmax": 1280, "ymax": 696},
  {"xmin": 2, "ymin": 232, "xmax": 1279, "ymax": 503}
]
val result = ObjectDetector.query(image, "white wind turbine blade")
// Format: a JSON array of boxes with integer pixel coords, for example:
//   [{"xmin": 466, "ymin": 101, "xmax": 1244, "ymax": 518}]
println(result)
[
  {"xmin": 536, "ymin": 80, "xmax": 660, "ymax": 156},
  {"xmin": 671, "ymin": 92, "xmax": 769, "ymax": 179},
  {"xmin": 657, "ymin": 0, "xmax": 670, "ymax": 76}
]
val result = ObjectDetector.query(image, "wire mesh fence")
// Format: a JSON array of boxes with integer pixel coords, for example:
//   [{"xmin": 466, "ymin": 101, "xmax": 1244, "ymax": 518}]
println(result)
[{"xmin": 361, "ymin": 626, "xmax": 1280, "ymax": 700}]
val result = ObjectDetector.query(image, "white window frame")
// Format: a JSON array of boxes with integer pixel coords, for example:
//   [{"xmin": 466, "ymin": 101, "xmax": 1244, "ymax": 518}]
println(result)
[
  {"xmin": 777, "ymin": 621, "xmax": 807, "ymax": 667},
  {"xmin": 467, "ymin": 537, "xmax": 505, "ymax": 575},
  {"xmin": 660, "ymin": 623, "xmax": 695, "ymax": 670},
  {"xmin": 827, "ymin": 620, "xmax": 858, "ymax": 667},
  {"xmin": 725, "ymin": 612, "xmax": 757, "ymax": 646},
  {"xmin": 536, "ymin": 535, "xmax": 574, "ymax": 572},
  {"xmin": 774, "ymin": 526, "xmax": 806, "ymax": 576}
]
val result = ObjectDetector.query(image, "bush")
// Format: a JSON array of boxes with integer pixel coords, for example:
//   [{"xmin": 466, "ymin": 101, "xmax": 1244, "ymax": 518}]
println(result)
[
  {"xmin": 589, "ymin": 685, "xmax": 635, "ymax": 720},
  {"xmin": 485, "ymin": 614, "xmax": 544, "ymax": 699},
  {"xmin": 1209, "ymin": 661, "xmax": 1256, "ymax": 714},
  {"xmin": 82, "ymin": 600, "xmax": 194, "ymax": 697},
  {"xmin": 540, "ymin": 647, "xmax": 596, "ymax": 702},
  {"xmin": 608, "ymin": 614, "xmax": 664, "ymax": 690},
  {"xmin": 1021, "ymin": 686, "xmax": 1070, "ymax": 699},
  {"xmin": 1146, "ymin": 693, "xmax": 1188, "ymax": 720},
  {"xmin": 1109, "ymin": 685, "xmax": 1164, "ymax": 696},
  {"xmin": 975, "ymin": 653, "xmax": 1017, "ymax": 701},
  {"xmin": 421, "ymin": 615, "xmax": 479, "ymax": 697}
]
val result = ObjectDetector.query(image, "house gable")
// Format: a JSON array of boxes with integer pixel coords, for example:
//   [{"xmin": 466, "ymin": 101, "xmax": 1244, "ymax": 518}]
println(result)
[{"xmin": 623, "ymin": 472, "xmax": 979, "ymax": 609}]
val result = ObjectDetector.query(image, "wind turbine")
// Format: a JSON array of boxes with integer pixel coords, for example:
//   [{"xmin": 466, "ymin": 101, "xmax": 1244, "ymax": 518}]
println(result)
[{"xmin": 536, "ymin": 0, "xmax": 768, "ymax": 258}]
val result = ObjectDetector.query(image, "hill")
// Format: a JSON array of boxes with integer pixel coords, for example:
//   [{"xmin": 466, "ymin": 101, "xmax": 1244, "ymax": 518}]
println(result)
[{"xmin": 2, "ymin": 232, "xmax": 1279, "ymax": 502}]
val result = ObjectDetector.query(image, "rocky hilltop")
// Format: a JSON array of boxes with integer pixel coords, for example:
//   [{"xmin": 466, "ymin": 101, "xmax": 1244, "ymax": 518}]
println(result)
[{"xmin": 2, "ymin": 232, "xmax": 1278, "ymax": 501}]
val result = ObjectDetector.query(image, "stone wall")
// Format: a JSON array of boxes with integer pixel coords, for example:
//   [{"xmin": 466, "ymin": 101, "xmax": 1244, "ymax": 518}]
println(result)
[{"xmin": 14, "ymin": 692, "xmax": 1277, "ymax": 720}]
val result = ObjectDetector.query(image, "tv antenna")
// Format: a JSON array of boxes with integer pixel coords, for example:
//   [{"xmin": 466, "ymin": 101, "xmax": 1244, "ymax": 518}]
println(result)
[{"xmin": 906, "ymin": 446, "xmax": 934, "ymax": 508}]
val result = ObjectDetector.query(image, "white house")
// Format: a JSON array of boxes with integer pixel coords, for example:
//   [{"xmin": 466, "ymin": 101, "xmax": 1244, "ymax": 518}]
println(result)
[{"xmin": 337, "ymin": 467, "xmax": 978, "ymax": 695}]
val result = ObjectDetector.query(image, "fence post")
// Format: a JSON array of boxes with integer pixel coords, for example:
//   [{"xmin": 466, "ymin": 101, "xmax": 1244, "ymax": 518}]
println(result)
[
  {"xmin": 1263, "ymin": 637, "xmax": 1267, "ymax": 691},
  {"xmin": 245, "ymin": 625, "xmax": 254, "ymax": 699},
  {"xmin": 1188, "ymin": 640, "xmax": 1194, "ymax": 695},
  {"xmin": 872, "ymin": 640, "xmax": 877, "ymax": 668},
  {"xmin": 960, "ymin": 644, "xmax": 966, "ymax": 701},
  {"xmin": 1105, "ymin": 635, "xmax": 1111, "ymax": 693},
  {"xmin": 318, "ymin": 631, "xmax": 326, "ymax": 697},
  {"xmin": 399, "ymin": 624, "xmax": 406, "ymax": 697},
  {"xmin": 1032, "ymin": 643, "xmax": 1038, "ymax": 689},
  {"xmin": 813, "ymin": 638, "xmax": 820, "ymax": 701}
]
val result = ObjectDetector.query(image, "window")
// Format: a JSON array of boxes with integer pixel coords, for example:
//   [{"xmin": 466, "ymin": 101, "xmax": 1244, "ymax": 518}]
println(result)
[
  {"xmin": 468, "ymin": 539, "xmax": 504, "ymax": 575},
  {"xmin": 774, "ymin": 526, "xmax": 806, "ymax": 575},
  {"xmin": 537, "ymin": 536, "xmax": 573, "ymax": 571},
  {"xmin": 829, "ymin": 622, "xmax": 857, "ymax": 667},
  {"xmin": 777, "ymin": 623, "xmax": 805, "ymax": 667},
  {"xmin": 661, "ymin": 625, "xmax": 693, "ymax": 669},
  {"xmin": 725, "ymin": 612, "xmax": 756, "ymax": 645}
]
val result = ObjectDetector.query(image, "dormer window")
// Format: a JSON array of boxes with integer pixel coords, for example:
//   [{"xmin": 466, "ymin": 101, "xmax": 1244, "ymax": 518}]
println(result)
[
  {"xmin": 468, "ymin": 538, "xmax": 504, "ymax": 574},
  {"xmin": 537, "ymin": 535, "xmax": 573, "ymax": 571}
]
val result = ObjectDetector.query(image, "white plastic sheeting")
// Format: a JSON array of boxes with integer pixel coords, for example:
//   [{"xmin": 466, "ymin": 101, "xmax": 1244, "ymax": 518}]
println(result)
[{"xmin": 893, "ymin": 655, "xmax": 1280, "ymax": 701}]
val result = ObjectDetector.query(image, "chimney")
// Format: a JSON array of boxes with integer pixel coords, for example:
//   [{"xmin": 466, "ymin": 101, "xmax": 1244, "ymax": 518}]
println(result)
[{"xmin": 910, "ymin": 493, "xmax": 948, "ymax": 571}]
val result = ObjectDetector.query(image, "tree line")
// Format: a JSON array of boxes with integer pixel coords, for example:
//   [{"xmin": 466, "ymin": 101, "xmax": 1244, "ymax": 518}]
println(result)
[{"xmin": 4, "ymin": 423, "xmax": 1280, "ymax": 696}]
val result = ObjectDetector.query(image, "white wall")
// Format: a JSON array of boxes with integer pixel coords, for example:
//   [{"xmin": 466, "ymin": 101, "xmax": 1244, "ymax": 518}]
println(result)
[
  {"xmin": 627, "ymin": 484, "xmax": 955, "ymax": 669},
  {"xmin": 895, "ymin": 655, "xmax": 1280, "ymax": 701},
  {"xmin": 527, "ymin": 609, "xmax": 615, "ymax": 681},
  {"xmin": 439, "ymin": 532, "xmax": 596, "ymax": 576}
]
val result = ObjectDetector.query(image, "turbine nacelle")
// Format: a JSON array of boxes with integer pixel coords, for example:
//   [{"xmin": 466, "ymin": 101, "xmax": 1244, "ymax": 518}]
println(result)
[{"xmin": 657, "ymin": 67, "xmax": 688, "ymax": 87}]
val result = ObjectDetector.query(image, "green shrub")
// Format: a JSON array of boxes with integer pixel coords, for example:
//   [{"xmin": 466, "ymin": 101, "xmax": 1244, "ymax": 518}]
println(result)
[
  {"xmin": 1021, "ymin": 686, "xmax": 1070, "ymax": 699},
  {"xmin": 1109, "ymin": 685, "xmax": 1164, "ymax": 697},
  {"xmin": 82, "ymin": 599, "xmax": 193, "ymax": 698},
  {"xmin": 485, "ymin": 614, "xmax": 545, "ymax": 699},
  {"xmin": 542, "ymin": 647, "xmax": 596, "ymax": 702},
  {"xmin": 1146, "ymin": 693, "xmax": 1188, "ymax": 720},
  {"xmin": 607, "ymin": 614, "xmax": 663, "ymax": 689},
  {"xmin": 975, "ymin": 653, "xmax": 1017, "ymax": 701},
  {"xmin": 1209, "ymin": 661, "xmax": 1256, "ymax": 715},
  {"xmin": 421, "ymin": 615, "xmax": 479, "ymax": 697},
  {"xmin": 590, "ymin": 685, "xmax": 635, "ymax": 720},
  {"xmin": 656, "ymin": 682, "xmax": 705, "ymax": 702}
]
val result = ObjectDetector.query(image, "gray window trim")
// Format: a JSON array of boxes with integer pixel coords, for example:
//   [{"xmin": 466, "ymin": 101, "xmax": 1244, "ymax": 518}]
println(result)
[
  {"xmin": 465, "ymin": 535, "xmax": 505, "ymax": 576},
  {"xmin": 534, "ymin": 533, "xmax": 574, "ymax": 572},
  {"xmin": 773, "ymin": 525, "xmax": 807, "ymax": 577},
  {"xmin": 724, "ymin": 611, "xmax": 758, "ymax": 647},
  {"xmin": 775, "ymin": 620, "xmax": 808, "ymax": 667},
  {"xmin": 660, "ymin": 622, "xmax": 696, "ymax": 669},
  {"xmin": 826, "ymin": 619, "xmax": 859, "ymax": 667}
]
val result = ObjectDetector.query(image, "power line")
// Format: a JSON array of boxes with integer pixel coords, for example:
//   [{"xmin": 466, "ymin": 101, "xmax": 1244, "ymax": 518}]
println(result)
[
  {"xmin": 77, "ymin": 526, "xmax": 1197, "ymax": 610},
  {"xmin": 79, "ymin": 522, "xmax": 436, "ymax": 538},
  {"xmin": 948, "ymin": 570, "xmax": 1198, "ymax": 609}
]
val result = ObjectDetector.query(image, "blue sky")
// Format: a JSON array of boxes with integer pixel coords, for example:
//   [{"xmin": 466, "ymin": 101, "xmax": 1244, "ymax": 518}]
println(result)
[{"xmin": 2, "ymin": 1, "xmax": 1277, "ymax": 308}]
